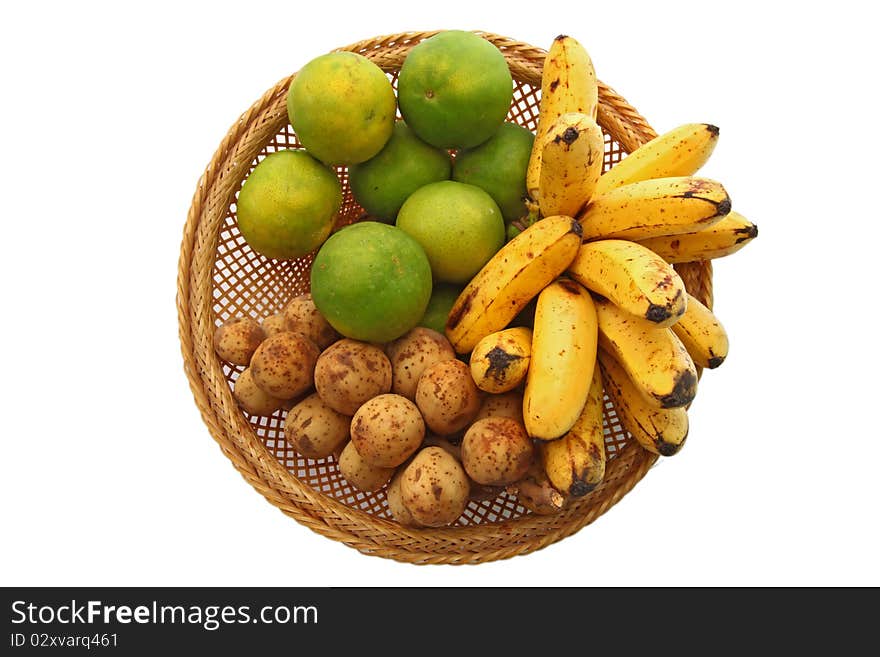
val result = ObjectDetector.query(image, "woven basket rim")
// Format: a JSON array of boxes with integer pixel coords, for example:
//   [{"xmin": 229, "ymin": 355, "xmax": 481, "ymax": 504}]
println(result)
[{"xmin": 177, "ymin": 31, "xmax": 712, "ymax": 565}]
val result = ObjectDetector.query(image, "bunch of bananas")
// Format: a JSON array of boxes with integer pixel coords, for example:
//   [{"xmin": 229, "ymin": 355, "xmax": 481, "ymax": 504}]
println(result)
[{"xmin": 445, "ymin": 34, "xmax": 757, "ymax": 508}]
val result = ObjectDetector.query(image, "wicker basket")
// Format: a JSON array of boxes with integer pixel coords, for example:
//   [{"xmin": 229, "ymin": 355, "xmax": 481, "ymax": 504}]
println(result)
[{"xmin": 177, "ymin": 31, "xmax": 713, "ymax": 565}]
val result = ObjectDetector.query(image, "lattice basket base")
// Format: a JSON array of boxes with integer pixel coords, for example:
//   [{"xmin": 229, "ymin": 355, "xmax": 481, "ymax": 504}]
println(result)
[{"xmin": 178, "ymin": 31, "xmax": 713, "ymax": 564}]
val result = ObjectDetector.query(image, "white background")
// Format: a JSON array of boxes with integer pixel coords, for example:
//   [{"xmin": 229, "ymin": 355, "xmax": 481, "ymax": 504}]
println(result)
[{"xmin": 2, "ymin": 0, "xmax": 878, "ymax": 587}]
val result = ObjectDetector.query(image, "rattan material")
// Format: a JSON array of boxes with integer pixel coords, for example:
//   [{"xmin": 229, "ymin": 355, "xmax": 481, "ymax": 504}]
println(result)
[{"xmin": 177, "ymin": 31, "xmax": 714, "ymax": 564}]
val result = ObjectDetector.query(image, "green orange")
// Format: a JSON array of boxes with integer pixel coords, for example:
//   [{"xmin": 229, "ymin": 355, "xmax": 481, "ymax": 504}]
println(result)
[
  {"xmin": 453, "ymin": 122, "xmax": 535, "ymax": 222},
  {"xmin": 236, "ymin": 149, "xmax": 341, "ymax": 260},
  {"xmin": 310, "ymin": 222, "xmax": 433, "ymax": 343},
  {"xmin": 396, "ymin": 180, "xmax": 505, "ymax": 284},
  {"xmin": 349, "ymin": 121, "xmax": 451, "ymax": 222},
  {"xmin": 287, "ymin": 52, "xmax": 396, "ymax": 166},
  {"xmin": 397, "ymin": 31, "xmax": 513, "ymax": 149},
  {"xmin": 419, "ymin": 283, "xmax": 464, "ymax": 334}
]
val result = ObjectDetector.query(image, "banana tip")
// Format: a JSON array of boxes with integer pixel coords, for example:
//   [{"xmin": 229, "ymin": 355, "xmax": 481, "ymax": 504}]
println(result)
[
  {"xmin": 554, "ymin": 34, "xmax": 569, "ymax": 41},
  {"xmin": 570, "ymin": 481, "xmax": 597, "ymax": 497},
  {"xmin": 658, "ymin": 441, "xmax": 683, "ymax": 457},
  {"xmin": 659, "ymin": 370, "xmax": 697, "ymax": 408},
  {"xmin": 734, "ymin": 222, "xmax": 758, "ymax": 244},
  {"xmin": 717, "ymin": 197, "xmax": 732, "ymax": 217},
  {"xmin": 706, "ymin": 124, "xmax": 720, "ymax": 136},
  {"xmin": 645, "ymin": 303, "xmax": 672, "ymax": 324}
]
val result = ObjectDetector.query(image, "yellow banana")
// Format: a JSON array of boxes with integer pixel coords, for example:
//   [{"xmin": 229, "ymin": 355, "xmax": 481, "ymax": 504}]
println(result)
[
  {"xmin": 523, "ymin": 279, "xmax": 598, "ymax": 440},
  {"xmin": 526, "ymin": 35, "xmax": 599, "ymax": 201},
  {"xmin": 538, "ymin": 112, "xmax": 605, "ymax": 218},
  {"xmin": 671, "ymin": 293, "xmax": 729, "ymax": 369},
  {"xmin": 568, "ymin": 238, "xmax": 687, "ymax": 327},
  {"xmin": 445, "ymin": 215, "xmax": 583, "ymax": 354},
  {"xmin": 599, "ymin": 349, "xmax": 688, "ymax": 456},
  {"xmin": 469, "ymin": 326, "xmax": 532, "ymax": 394},
  {"xmin": 595, "ymin": 296, "xmax": 697, "ymax": 409},
  {"xmin": 594, "ymin": 123, "xmax": 719, "ymax": 197},
  {"xmin": 579, "ymin": 176, "xmax": 731, "ymax": 242},
  {"xmin": 540, "ymin": 365, "xmax": 606, "ymax": 497},
  {"xmin": 636, "ymin": 211, "xmax": 758, "ymax": 263}
]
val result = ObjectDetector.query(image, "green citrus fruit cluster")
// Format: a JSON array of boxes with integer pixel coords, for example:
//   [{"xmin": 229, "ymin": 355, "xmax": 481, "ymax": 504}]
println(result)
[{"xmin": 238, "ymin": 31, "xmax": 533, "ymax": 343}]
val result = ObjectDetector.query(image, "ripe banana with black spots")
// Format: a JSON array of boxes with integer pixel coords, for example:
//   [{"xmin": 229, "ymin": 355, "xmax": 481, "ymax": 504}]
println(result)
[
  {"xmin": 445, "ymin": 215, "xmax": 583, "ymax": 354},
  {"xmin": 523, "ymin": 279, "xmax": 598, "ymax": 440},
  {"xmin": 568, "ymin": 239, "xmax": 687, "ymax": 327},
  {"xmin": 594, "ymin": 123, "xmax": 719, "ymax": 197},
  {"xmin": 540, "ymin": 365, "xmax": 606, "ymax": 497},
  {"xmin": 538, "ymin": 112, "xmax": 605, "ymax": 218},
  {"xmin": 671, "ymin": 293, "xmax": 729, "ymax": 369},
  {"xmin": 579, "ymin": 176, "xmax": 731, "ymax": 242},
  {"xmin": 599, "ymin": 349, "xmax": 688, "ymax": 456},
  {"xmin": 469, "ymin": 327, "xmax": 532, "ymax": 393},
  {"xmin": 636, "ymin": 211, "xmax": 758, "ymax": 263},
  {"xmin": 526, "ymin": 35, "xmax": 599, "ymax": 202},
  {"xmin": 595, "ymin": 296, "xmax": 697, "ymax": 408}
]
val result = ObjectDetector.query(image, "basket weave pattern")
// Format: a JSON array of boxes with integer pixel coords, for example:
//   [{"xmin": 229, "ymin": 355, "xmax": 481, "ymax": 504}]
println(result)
[{"xmin": 177, "ymin": 31, "xmax": 713, "ymax": 564}]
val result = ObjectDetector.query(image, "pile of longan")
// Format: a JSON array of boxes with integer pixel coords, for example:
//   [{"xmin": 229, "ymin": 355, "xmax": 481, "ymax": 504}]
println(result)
[{"xmin": 214, "ymin": 294, "xmax": 559, "ymax": 528}]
